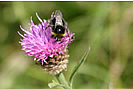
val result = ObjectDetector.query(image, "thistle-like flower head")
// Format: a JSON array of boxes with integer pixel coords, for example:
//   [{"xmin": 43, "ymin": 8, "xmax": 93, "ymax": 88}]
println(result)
[{"xmin": 18, "ymin": 12, "xmax": 74, "ymax": 74}]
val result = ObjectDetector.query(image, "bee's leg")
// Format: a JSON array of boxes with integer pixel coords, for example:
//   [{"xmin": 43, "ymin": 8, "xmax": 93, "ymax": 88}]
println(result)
[
  {"xmin": 51, "ymin": 35, "xmax": 59, "ymax": 43},
  {"xmin": 45, "ymin": 25, "xmax": 50, "ymax": 30},
  {"xmin": 55, "ymin": 36, "xmax": 60, "ymax": 42},
  {"xmin": 45, "ymin": 24, "xmax": 55, "ymax": 30},
  {"xmin": 51, "ymin": 35, "xmax": 56, "ymax": 39},
  {"xmin": 53, "ymin": 36, "xmax": 61, "ymax": 42},
  {"xmin": 45, "ymin": 20, "xmax": 50, "ymax": 30}
]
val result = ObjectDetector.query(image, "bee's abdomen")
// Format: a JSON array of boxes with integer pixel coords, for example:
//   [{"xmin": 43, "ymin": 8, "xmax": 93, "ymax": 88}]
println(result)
[{"xmin": 53, "ymin": 25, "xmax": 65, "ymax": 34}]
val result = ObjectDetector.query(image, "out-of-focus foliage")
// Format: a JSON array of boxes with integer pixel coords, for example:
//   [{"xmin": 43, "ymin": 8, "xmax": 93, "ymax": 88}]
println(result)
[{"xmin": 0, "ymin": 1, "xmax": 133, "ymax": 89}]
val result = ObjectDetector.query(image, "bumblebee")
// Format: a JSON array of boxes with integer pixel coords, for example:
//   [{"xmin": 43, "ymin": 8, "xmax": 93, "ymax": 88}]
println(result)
[{"xmin": 46, "ymin": 10, "xmax": 68, "ymax": 41}]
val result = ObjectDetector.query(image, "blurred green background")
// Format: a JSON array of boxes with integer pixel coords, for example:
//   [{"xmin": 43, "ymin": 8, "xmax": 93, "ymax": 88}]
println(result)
[{"xmin": 0, "ymin": 1, "xmax": 133, "ymax": 89}]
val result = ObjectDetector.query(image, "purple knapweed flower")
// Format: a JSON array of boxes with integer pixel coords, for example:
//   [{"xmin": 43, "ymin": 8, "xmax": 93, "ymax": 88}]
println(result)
[{"xmin": 18, "ymin": 12, "xmax": 74, "ymax": 75}]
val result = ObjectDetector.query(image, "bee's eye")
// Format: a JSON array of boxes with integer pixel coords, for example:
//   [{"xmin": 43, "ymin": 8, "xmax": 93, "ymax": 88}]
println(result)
[{"xmin": 55, "ymin": 26, "xmax": 65, "ymax": 34}]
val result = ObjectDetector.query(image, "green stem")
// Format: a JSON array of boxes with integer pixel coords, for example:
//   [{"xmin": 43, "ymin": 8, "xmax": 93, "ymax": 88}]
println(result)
[{"xmin": 56, "ymin": 72, "xmax": 72, "ymax": 89}]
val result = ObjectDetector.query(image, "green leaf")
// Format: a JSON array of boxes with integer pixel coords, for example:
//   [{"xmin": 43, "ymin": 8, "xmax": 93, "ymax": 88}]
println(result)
[
  {"xmin": 69, "ymin": 47, "xmax": 90, "ymax": 86},
  {"xmin": 48, "ymin": 80, "xmax": 63, "ymax": 88}
]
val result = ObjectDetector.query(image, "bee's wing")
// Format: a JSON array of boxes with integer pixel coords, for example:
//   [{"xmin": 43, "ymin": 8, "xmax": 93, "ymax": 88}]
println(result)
[
  {"xmin": 62, "ymin": 18, "xmax": 67, "ymax": 27},
  {"xmin": 55, "ymin": 10, "xmax": 63, "ymax": 17}
]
